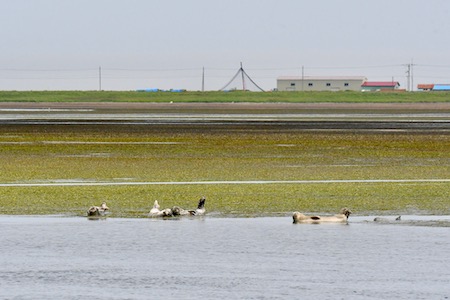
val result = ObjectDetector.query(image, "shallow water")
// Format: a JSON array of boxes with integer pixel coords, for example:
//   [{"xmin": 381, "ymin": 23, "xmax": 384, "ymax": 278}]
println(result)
[{"xmin": 0, "ymin": 215, "xmax": 449, "ymax": 300}]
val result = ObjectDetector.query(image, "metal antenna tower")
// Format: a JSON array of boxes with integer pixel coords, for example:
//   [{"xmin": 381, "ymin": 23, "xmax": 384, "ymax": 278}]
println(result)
[{"xmin": 219, "ymin": 63, "xmax": 265, "ymax": 92}]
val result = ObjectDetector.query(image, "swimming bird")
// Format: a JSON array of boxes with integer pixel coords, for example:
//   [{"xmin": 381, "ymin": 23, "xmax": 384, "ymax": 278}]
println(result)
[
  {"xmin": 293, "ymin": 207, "xmax": 351, "ymax": 224},
  {"xmin": 87, "ymin": 202, "xmax": 109, "ymax": 217},
  {"xmin": 189, "ymin": 197, "xmax": 206, "ymax": 216},
  {"xmin": 374, "ymin": 216, "xmax": 402, "ymax": 222},
  {"xmin": 149, "ymin": 200, "xmax": 161, "ymax": 215},
  {"xmin": 171, "ymin": 197, "xmax": 207, "ymax": 216},
  {"xmin": 171, "ymin": 205, "xmax": 189, "ymax": 216},
  {"xmin": 148, "ymin": 200, "xmax": 173, "ymax": 217}
]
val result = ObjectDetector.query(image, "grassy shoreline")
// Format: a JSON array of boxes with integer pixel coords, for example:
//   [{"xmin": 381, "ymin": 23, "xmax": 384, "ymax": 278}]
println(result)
[{"xmin": 1, "ymin": 90, "xmax": 450, "ymax": 103}]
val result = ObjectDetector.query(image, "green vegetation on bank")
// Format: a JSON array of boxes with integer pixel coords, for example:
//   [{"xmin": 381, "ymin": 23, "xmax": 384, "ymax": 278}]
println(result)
[
  {"xmin": 0, "ymin": 124, "xmax": 449, "ymax": 217},
  {"xmin": 1, "ymin": 90, "xmax": 450, "ymax": 103}
]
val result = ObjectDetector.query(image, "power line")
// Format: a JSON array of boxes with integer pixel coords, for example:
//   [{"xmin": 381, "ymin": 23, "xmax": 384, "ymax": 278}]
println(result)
[
  {"xmin": 305, "ymin": 64, "xmax": 403, "ymax": 70},
  {"xmin": 415, "ymin": 64, "xmax": 450, "ymax": 68},
  {"xmin": 0, "ymin": 68, "xmax": 97, "ymax": 72},
  {"xmin": 104, "ymin": 68, "xmax": 202, "ymax": 72}
]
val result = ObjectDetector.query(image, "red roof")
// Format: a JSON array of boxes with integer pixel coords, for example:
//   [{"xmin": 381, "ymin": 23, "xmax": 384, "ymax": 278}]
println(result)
[
  {"xmin": 361, "ymin": 81, "xmax": 399, "ymax": 87},
  {"xmin": 417, "ymin": 84, "xmax": 434, "ymax": 89}
]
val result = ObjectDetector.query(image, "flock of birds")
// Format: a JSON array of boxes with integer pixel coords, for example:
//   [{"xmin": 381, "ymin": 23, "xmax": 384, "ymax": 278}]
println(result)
[
  {"xmin": 87, "ymin": 200, "xmax": 402, "ymax": 224},
  {"xmin": 149, "ymin": 197, "xmax": 206, "ymax": 217},
  {"xmin": 86, "ymin": 197, "xmax": 206, "ymax": 218}
]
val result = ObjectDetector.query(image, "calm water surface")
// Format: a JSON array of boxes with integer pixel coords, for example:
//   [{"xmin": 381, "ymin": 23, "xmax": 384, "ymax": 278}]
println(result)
[{"xmin": 0, "ymin": 215, "xmax": 449, "ymax": 300}]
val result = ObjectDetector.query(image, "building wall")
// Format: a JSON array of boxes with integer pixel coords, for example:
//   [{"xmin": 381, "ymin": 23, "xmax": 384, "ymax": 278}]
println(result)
[
  {"xmin": 361, "ymin": 86, "xmax": 398, "ymax": 92},
  {"xmin": 277, "ymin": 77, "xmax": 366, "ymax": 92}
]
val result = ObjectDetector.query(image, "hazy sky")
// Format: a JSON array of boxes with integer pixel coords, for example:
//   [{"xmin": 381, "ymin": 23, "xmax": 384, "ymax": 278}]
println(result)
[{"xmin": 1, "ymin": 0, "xmax": 449, "ymax": 91}]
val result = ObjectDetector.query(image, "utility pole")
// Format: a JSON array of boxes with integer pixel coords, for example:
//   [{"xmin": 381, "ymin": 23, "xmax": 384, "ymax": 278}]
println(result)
[
  {"xmin": 301, "ymin": 65, "xmax": 304, "ymax": 91},
  {"xmin": 406, "ymin": 63, "xmax": 411, "ymax": 92},
  {"xmin": 405, "ymin": 60, "xmax": 415, "ymax": 92},
  {"xmin": 99, "ymin": 66, "xmax": 102, "ymax": 91},
  {"xmin": 202, "ymin": 67, "xmax": 205, "ymax": 92}
]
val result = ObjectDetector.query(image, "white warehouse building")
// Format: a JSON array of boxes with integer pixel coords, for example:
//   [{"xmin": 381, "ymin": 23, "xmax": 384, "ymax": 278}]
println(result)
[{"xmin": 277, "ymin": 76, "xmax": 367, "ymax": 92}]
